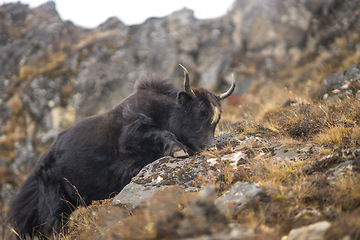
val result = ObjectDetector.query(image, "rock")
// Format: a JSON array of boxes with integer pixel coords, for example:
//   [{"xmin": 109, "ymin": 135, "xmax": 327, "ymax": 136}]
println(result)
[
  {"xmin": 97, "ymin": 17, "xmax": 125, "ymax": 31},
  {"xmin": 1, "ymin": 0, "xmax": 360, "ymax": 178},
  {"xmin": 214, "ymin": 132, "xmax": 238, "ymax": 144},
  {"xmin": 177, "ymin": 184, "xmax": 228, "ymax": 237},
  {"xmin": 304, "ymin": 152, "xmax": 341, "ymax": 175},
  {"xmin": 230, "ymin": 0, "xmax": 312, "ymax": 64},
  {"xmin": 111, "ymin": 133, "xmax": 248, "ymax": 209},
  {"xmin": 324, "ymin": 151, "xmax": 360, "ymax": 180},
  {"xmin": 326, "ymin": 160, "xmax": 355, "ymax": 181},
  {"xmin": 271, "ymin": 143, "xmax": 318, "ymax": 162},
  {"xmin": 303, "ymin": 149, "xmax": 360, "ymax": 178},
  {"xmin": 154, "ymin": 185, "xmax": 228, "ymax": 239},
  {"xmin": 111, "ymin": 182, "xmax": 169, "ymax": 209},
  {"xmin": 22, "ymin": 76, "xmax": 66, "ymax": 121},
  {"xmin": 215, "ymin": 181, "xmax": 270, "ymax": 216},
  {"xmin": 287, "ymin": 221, "xmax": 331, "ymax": 240},
  {"xmin": 282, "ymin": 99, "xmax": 297, "ymax": 107},
  {"xmin": 322, "ymin": 63, "xmax": 360, "ymax": 100},
  {"xmin": 111, "ymin": 155, "xmax": 210, "ymax": 208}
]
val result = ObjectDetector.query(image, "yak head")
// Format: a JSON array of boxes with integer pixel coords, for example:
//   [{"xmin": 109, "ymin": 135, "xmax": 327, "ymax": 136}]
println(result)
[{"xmin": 169, "ymin": 64, "xmax": 236, "ymax": 154}]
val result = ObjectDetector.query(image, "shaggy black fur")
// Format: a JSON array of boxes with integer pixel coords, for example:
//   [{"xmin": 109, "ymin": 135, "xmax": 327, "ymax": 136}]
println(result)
[{"xmin": 9, "ymin": 75, "xmax": 223, "ymax": 239}]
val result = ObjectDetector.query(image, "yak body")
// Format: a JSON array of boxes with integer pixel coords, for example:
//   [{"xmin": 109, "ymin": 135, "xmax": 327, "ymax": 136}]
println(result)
[{"xmin": 9, "ymin": 75, "xmax": 228, "ymax": 238}]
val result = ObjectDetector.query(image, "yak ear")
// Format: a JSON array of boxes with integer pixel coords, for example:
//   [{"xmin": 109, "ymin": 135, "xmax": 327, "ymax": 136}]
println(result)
[{"xmin": 177, "ymin": 92, "xmax": 193, "ymax": 105}]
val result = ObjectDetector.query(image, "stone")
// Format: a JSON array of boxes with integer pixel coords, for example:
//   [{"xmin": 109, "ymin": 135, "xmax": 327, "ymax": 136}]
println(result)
[
  {"xmin": 110, "ymin": 155, "xmax": 208, "ymax": 208},
  {"xmin": 230, "ymin": 0, "xmax": 311, "ymax": 62},
  {"xmin": 287, "ymin": 221, "xmax": 331, "ymax": 240},
  {"xmin": 2, "ymin": 0, "xmax": 360, "ymax": 179},
  {"xmin": 323, "ymin": 63, "xmax": 360, "ymax": 99},
  {"xmin": 215, "ymin": 181, "xmax": 270, "ymax": 215},
  {"xmin": 176, "ymin": 184, "xmax": 228, "ymax": 237},
  {"xmin": 111, "ymin": 133, "xmax": 243, "ymax": 209},
  {"xmin": 110, "ymin": 154, "xmax": 208, "ymax": 204},
  {"xmin": 111, "ymin": 182, "xmax": 170, "ymax": 209}
]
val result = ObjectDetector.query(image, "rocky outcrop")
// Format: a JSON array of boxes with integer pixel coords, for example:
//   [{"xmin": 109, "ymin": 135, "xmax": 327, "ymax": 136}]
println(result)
[
  {"xmin": 1, "ymin": 0, "xmax": 360, "ymax": 173},
  {"xmin": 286, "ymin": 221, "xmax": 331, "ymax": 240},
  {"xmin": 108, "ymin": 129, "xmax": 360, "ymax": 240},
  {"xmin": 320, "ymin": 63, "xmax": 360, "ymax": 100},
  {"xmin": 111, "ymin": 134, "xmax": 271, "ymax": 210}
]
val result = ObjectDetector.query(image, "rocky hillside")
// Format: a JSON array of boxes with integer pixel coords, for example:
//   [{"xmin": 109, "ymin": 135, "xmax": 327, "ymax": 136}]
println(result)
[{"xmin": 1, "ymin": 0, "xmax": 360, "ymax": 239}]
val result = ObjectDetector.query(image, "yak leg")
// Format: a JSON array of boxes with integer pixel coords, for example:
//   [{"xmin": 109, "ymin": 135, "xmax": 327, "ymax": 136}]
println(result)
[{"xmin": 145, "ymin": 130, "xmax": 189, "ymax": 158}]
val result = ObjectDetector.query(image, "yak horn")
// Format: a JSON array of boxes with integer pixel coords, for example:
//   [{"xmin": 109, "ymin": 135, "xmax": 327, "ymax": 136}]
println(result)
[
  {"xmin": 219, "ymin": 74, "xmax": 236, "ymax": 100},
  {"xmin": 179, "ymin": 64, "xmax": 196, "ymax": 99}
]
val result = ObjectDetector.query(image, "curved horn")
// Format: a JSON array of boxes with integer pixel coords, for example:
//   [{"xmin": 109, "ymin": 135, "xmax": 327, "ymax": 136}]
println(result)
[
  {"xmin": 179, "ymin": 64, "xmax": 196, "ymax": 99},
  {"xmin": 219, "ymin": 74, "xmax": 236, "ymax": 100}
]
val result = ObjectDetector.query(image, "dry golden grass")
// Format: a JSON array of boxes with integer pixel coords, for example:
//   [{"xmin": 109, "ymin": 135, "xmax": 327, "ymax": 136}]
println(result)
[
  {"xmin": 19, "ymin": 52, "xmax": 68, "ymax": 81},
  {"xmin": 313, "ymin": 126, "xmax": 351, "ymax": 146}
]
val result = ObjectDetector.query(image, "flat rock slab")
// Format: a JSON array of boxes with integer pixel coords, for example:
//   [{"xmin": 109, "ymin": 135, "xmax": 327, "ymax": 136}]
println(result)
[
  {"xmin": 111, "ymin": 183, "xmax": 170, "ymax": 209},
  {"xmin": 287, "ymin": 221, "xmax": 331, "ymax": 240},
  {"xmin": 132, "ymin": 156, "xmax": 208, "ymax": 189},
  {"xmin": 111, "ymin": 132, "xmax": 241, "ymax": 209},
  {"xmin": 111, "ymin": 155, "xmax": 209, "ymax": 208},
  {"xmin": 215, "ymin": 181, "xmax": 270, "ymax": 215},
  {"xmin": 324, "ymin": 63, "xmax": 360, "ymax": 90},
  {"xmin": 111, "ymin": 134, "xmax": 315, "ymax": 210},
  {"xmin": 323, "ymin": 63, "xmax": 360, "ymax": 99}
]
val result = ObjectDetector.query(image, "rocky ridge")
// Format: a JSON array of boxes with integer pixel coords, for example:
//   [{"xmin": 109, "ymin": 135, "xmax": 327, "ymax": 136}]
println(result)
[
  {"xmin": 106, "ymin": 125, "xmax": 360, "ymax": 239},
  {"xmin": 1, "ymin": 0, "xmax": 360, "ymax": 172}
]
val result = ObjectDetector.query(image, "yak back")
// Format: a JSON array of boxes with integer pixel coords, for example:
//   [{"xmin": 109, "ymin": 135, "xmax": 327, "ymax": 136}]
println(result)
[
  {"xmin": 116, "ymin": 75, "xmax": 182, "ymax": 130},
  {"xmin": 133, "ymin": 75, "xmax": 180, "ymax": 98}
]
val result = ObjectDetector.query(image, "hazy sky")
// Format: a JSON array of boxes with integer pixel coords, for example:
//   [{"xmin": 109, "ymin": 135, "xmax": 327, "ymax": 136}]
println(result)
[{"xmin": 1, "ymin": 0, "xmax": 235, "ymax": 28}]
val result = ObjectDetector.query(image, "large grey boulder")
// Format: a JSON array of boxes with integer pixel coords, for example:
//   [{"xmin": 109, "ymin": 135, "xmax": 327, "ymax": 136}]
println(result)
[
  {"xmin": 111, "ymin": 155, "xmax": 209, "ymax": 209},
  {"xmin": 215, "ymin": 181, "xmax": 270, "ymax": 216},
  {"xmin": 111, "ymin": 134, "xmax": 275, "ymax": 211},
  {"xmin": 287, "ymin": 221, "xmax": 331, "ymax": 240},
  {"xmin": 322, "ymin": 62, "xmax": 360, "ymax": 100}
]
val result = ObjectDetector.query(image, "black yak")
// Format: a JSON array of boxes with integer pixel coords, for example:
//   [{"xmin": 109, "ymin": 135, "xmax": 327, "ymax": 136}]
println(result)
[{"xmin": 9, "ymin": 64, "xmax": 235, "ymax": 239}]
